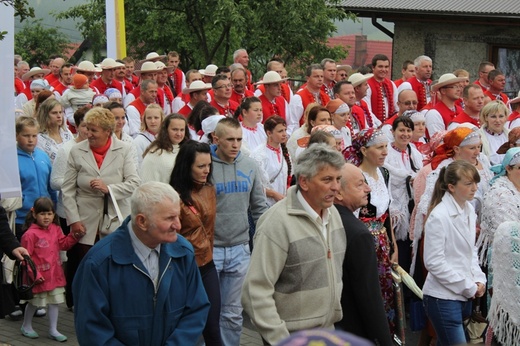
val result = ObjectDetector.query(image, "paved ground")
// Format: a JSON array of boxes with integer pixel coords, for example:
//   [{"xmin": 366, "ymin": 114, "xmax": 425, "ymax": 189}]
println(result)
[
  {"xmin": 0, "ymin": 307, "xmax": 420, "ymax": 345},
  {"xmin": 0, "ymin": 306, "xmax": 264, "ymax": 346}
]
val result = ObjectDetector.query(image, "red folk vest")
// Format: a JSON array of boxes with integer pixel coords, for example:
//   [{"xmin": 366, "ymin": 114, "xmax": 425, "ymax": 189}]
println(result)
[
  {"xmin": 230, "ymin": 89, "xmax": 254, "ymax": 105},
  {"xmin": 129, "ymin": 98, "xmax": 148, "ymax": 120},
  {"xmin": 259, "ymin": 94, "xmax": 286, "ymax": 122},
  {"xmin": 484, "ymin": 90, "xmax": 510, "ymax": 104},
  {"xmin": 433, "ymin": 101, "xmax": 463, "ymax": 129},
  {"xmin": 367, "ymin": 77, "xmax": 396, "ymax": 122},
  {"xmin": 451, "ymin": 111, "xmax": 480, "ymax": 128},
  {"xmin": 296, "ymin": 88, "xmax": 330, "ymax": 126},
  {"xmin": 407, "ymin": 77, "xmax": 431, "ymax": 111}
]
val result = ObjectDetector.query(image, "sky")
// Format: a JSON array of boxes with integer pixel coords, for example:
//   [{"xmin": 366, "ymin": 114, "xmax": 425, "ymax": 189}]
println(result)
[{"xmin": 15, "ymin": 0, "xmax": 394, "ymax": 43}]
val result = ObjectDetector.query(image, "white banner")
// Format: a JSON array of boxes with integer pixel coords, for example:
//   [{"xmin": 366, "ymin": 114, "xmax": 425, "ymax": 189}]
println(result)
[{"xmin": 0, "ymin": 6, "xmax": 22, "ymax": 199}]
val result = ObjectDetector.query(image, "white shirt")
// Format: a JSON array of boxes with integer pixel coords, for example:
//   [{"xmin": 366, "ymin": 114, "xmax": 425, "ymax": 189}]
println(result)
[{"xmin": 296, "ymin": 190, "xmax": 329, "ymax": 241}]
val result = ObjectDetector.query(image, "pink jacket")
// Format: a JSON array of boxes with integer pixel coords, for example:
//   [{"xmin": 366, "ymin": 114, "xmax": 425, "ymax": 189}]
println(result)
[{"xmin": 21, "ymin": 223, "xmax": 78, "ymax": 294}]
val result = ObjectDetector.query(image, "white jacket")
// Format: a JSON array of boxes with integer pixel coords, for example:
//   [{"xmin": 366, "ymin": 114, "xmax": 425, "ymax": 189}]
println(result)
[{"xmin": 423, "ymin": 193, "xmax": 486, "ymax": 301}]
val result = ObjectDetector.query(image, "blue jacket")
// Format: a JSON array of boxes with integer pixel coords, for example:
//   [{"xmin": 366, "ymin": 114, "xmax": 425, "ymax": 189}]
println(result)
[
  {"xmin": 16, "ymin": 147, "xmax": 56, "ymax": 224},
  {"xmin": 73, "ymin": 217, "xmax": 210, "ymax": 345}
]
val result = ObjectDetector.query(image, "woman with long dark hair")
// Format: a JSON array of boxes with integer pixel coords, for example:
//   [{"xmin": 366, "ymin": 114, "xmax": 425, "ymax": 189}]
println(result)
[
  {"xmin": 169, "ymin": 140, "xmax": 222, "ymax": 345},
  {"xmin": 141, "ymin": 114, "xmax": 190, "ymax": 183}
]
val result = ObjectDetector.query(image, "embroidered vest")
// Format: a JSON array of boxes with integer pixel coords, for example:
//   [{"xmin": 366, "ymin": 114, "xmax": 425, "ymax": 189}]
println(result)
[
  {"xmin": 484, "ymin": 90, "xmax": 509, "ymax": 104},
  {"xmin": 367, "ymin": 77, "xmax": 396, "ymax": 122},
  {"xmin": 129, "ymin": 98, "xmax": 148, "ymax": 120},
  {"xmin": 297, "ymin": 88, "xmax": 330, "ymax": 126},
  {"xmin": 433, "ymin": 101, "xmax": 463, "ymax": 128},
  {"xmin": 230, "ymin": 89, "xmax": 254, "ymax": 105},
  {"xmin": 259, "ymin": 94, "xmax": 286, "ymax": 122},
  {"xmin": 451, "ymin": 111, "xmax": 480, "ymax": 128},
  {"xmin": 210, "ymin": 99, "xmax": 239, "ymax": 117},
  {"xmin": 407, "ymin": 77, "xmax": 431, "ymax": 111}
]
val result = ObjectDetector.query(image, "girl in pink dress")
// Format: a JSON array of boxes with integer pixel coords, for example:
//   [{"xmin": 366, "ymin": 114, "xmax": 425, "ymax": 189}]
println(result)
[{"xmin": 20, "ymin": 197, "xmax": 84, "ymax": 341}]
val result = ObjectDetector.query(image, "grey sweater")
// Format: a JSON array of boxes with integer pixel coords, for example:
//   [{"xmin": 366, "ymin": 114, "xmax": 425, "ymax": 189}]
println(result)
[{"xmin": 210, "ymin": 145, "xmax": 268, "ymax": 247}]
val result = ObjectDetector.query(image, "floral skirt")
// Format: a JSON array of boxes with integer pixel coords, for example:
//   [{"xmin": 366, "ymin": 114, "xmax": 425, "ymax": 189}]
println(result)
[{"xmin": 364, "ymin": 220, "xmax": 395, "ymax": 334}]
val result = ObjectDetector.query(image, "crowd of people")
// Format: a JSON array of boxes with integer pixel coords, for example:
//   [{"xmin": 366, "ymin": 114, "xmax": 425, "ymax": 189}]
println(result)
[{"xmin": 1, "ymin": 49, "xmax": 520, "ymax": 346}]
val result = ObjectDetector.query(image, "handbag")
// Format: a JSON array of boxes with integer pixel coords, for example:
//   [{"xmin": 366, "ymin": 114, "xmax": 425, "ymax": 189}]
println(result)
[
  {"xmin": 99, "ymin": 186, "xmax": 124, "ymax": 237},
  {"xmin": 13, "ymin": 255, "xmax": 37, "ymax": 300},
  {"xmin": 464, "ymin": 298, "xmax": 488, "ymax": 344}
]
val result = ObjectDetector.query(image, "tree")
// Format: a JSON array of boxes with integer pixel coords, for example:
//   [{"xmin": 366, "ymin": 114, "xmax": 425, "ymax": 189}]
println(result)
[
  {"xmin": 56, "ymin": 0, "xmax": 355, "ymax": 76},
  {"xmin": 15, "ymin": 20, "xmax": 72, "ymax": 66},
  {"xmin": 1, "ymin": 0, "xmax": 35, "ymax": 40}
]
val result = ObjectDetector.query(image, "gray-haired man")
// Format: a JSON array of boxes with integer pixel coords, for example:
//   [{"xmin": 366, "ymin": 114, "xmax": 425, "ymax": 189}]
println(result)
[{"xmin": 242, "ymin": 143, "xmax": 347, "ymax": 345}]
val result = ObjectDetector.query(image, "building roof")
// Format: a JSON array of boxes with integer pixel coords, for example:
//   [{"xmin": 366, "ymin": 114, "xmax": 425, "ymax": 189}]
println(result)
[
  {"xmin": 328, "ymin": 35, "xmax": 393, "ymax": 71},
  {"xmin": 336, "ymin": 0, "xmax": 520, "ymax": 19}
]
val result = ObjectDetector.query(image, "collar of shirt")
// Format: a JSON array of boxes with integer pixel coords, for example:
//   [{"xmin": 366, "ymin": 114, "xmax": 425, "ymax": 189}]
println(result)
[
  {"xmin": 129, "ymin": 222, "xmax": 161, "ymax": 269},
  {"xmin": 296, "ymin": 190, "xmax": 330, "ymax": 241}
]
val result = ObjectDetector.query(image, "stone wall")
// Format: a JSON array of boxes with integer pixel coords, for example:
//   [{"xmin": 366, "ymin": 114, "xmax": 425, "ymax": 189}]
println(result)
[{"xmin": 392, "ymin": 21, "xmax": 520, "ymax": 85}]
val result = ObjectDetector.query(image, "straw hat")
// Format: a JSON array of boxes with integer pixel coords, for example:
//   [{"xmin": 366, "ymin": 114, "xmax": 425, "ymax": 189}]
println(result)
[
  {"xmin": 134, "ymin": 61, "xmax": 159, "ymax": 77},
  {"xmin": 348, "ymin": 73, "xmax": 373, "ymax": 87},
  {"xmin": 182, "ymin": 80, "xmax": 212, "ymax": 94},
  {"xmin": 432, "ymin": 73, "xmax": 468, "ymax": 92},
  {"xmin": 22, "ymin": 67, "xmax": 51, "ymax": 81},
  {"xmin": 140, "ymin": 52, "xmax": 166, "ymax": 63},
  {"xmin": 76, "ymin": 60, "xmax": 102, "ymax": 73},
  {"xmin": 255, "ymin": 71, "xmax": 288, "ymax": 85},
  {"xmin": 154, "ymin": 61, "xmax": 174, "ymax": 73},
  {"xmin": 198, "ymin": 64, "xmax": 218, "ymax": 77},
  {"xmin": 97, "ymin": 58, "xmax": 125, "ymax": 70}
]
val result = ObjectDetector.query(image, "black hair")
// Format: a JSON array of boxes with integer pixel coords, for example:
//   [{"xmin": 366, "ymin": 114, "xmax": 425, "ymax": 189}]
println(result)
[{"xmin": 170, "ymin": 140, "xmax": 212, "ymax": 206}]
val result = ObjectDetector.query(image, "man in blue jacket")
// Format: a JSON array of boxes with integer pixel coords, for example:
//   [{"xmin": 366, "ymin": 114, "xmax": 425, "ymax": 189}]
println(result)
[{"xmin": 73, "ymin": 182, "xmax": 210, "ymax": 345}]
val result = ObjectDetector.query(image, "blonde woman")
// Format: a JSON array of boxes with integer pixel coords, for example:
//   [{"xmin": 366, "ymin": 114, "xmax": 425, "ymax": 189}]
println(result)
[
  {"xmin": 133, "ymin": 104, "xmax": 164, "ymax": 167},
  {"xmin": 36, "ymin": 98, "xmax": 73, "ymax": 163}
]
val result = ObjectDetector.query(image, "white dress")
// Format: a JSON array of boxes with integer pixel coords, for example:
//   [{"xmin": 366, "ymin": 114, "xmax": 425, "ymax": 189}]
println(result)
[
  {"xmin": 384, "ymin": 143, "xmax": 423, "ymax": 241},
  {"xmin": 480, "ymin": 127, "xmax": 508, "ymax": 166},
  {"xmin": 241, "ymin": 123, "xmax": 267, "ymax": 152},
  {"xmin": 251, "ymin": 144, "xmax": 290, "ymax": 207},
  {"xmin": 37, "ymin": 128, "xmax": 74, "ymax": 163}
]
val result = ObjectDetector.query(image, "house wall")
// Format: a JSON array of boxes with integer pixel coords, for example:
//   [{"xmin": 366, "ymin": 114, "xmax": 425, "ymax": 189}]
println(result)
[{"xmin": 392, "ymin": 21, "xmax": 520, "ymax": 85}]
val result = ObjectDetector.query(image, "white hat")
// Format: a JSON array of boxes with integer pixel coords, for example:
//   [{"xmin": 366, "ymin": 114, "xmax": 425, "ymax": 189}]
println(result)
[
  {"xmin": 202, "ymin": 115, "xmax": 226, "ymax": 135},
  {"xmin": 154, "ymin": 61, "xmax": 173, "ymax": 73},
  {"xmin": 140, "ymin": 52, "xmax": 166, "ymax": 63},
  {"xmin": 255, "ymin": 71, "xmax": 288, "ymax": 85},
  {"xmin": 432, "ymin": 73, "xmax": 468, "ymax": 92},
  {"xmin": 182, "ymin": 80, "xmax": 212, "ymax": 94},
  {"xmin": 199, "ymin": 64, "xmax": 218, "ymax": 77},
  {"xmin": 134, "ymin": 61, "xmax": 159, "ymax": 77},
  {"xmin": 22, "ymin": 67, "xmax": 51, "ymax": 81},
  {"xmin": 97, "ymin": 58, "xmax": 125, "ymax": 70},
  {"xmin": 76, "ymin": 60, "xmax": 102, "ymax": 73},
  {"xmin": 509, "ymin": 91, "xmax": 520, "ymax": 105},
  {"xmin": 348, "ymin": 73, "xmax": 373, "ymax": 87}
]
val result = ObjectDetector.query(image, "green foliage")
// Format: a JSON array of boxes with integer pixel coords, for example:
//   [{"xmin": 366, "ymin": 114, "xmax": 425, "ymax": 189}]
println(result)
[
  {"xmin": 0, "ymin": 0, "xmax": 35, "ymax": 40},
  {"xmin": 14, "ymin": 20, "xmax": 72, "ymax": 66},
  {"xmin": 55, "ymin": 0, "xmax": 355, "ymax": 76}
]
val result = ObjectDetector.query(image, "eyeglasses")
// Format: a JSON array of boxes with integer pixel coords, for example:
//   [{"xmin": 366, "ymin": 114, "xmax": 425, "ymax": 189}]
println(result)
[
  {"xmin": 215, "ymin": 84, "xmax": 232, "ymax": 89},
  {"xmin": 401, "ymin": 101, "xmax": 418, "ymax": 106}
]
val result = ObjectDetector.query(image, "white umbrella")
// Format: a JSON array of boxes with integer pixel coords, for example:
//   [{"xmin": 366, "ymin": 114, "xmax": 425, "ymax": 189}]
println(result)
[{"xmin": 392, "ymin": 263, "xmax": 423, "ymax": 299}]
